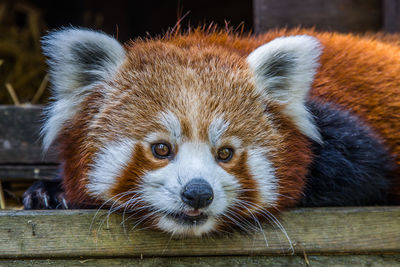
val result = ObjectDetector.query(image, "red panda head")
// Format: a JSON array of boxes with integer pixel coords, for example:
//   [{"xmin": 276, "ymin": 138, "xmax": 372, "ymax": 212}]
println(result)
[{"xmin": 42, "ymin": 28, "xmax": 321, "ymax": 236}]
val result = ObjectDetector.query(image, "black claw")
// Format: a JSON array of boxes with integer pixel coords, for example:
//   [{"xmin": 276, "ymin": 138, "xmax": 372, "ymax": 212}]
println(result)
[
  {"xmin": 22, "ymin": 193, "xmax": 33, "ymax": 210},
  {"xmin": 23, "ymin": 179, "xmax": 68, "ymax": 210}
]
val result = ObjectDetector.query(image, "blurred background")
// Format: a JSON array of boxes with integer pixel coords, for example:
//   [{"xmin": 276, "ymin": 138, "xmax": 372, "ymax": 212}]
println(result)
[{"xmin": 0, "ymin": 0, "xmax": 399, "ymax": 209}]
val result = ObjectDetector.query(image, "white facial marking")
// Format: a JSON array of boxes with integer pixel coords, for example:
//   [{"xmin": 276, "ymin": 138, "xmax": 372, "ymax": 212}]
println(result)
[
  {"xmin": 229, "ymin": 136, "xmax": 243, "ymax": 149},
  {"xmin": 143, "ymin": 132, "xmax": 168, "ymax": 144},
  {"xmin": 247, "ymin": 35, "xmax": 322, "ymax": 143},
  {"xmin": 208, "ymin": 116, "xmax": 229, "ymax": 147},
  {"xmin": 247, "ymin": 148, "xmax": 278, "ymax": 206},
  {"xmin": 140, "ymin": 142, "xmax": 240, "ymax": 235},
  {"xmin": 157, "ymin": 214, "xmax": 217, "ymax": 236},
  {"xmin": 86, "ymin": 138, "xmax": 136, "ymax": 199},
  {"xmin": 158, "ymin": 110, "xmax": 182, "ymax": 142}
]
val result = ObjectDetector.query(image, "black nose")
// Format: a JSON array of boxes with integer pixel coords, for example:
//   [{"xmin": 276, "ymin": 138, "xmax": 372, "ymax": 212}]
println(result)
[{"xmin": 181, "ymin": 178, "xmax": 214, "ymax": 209}]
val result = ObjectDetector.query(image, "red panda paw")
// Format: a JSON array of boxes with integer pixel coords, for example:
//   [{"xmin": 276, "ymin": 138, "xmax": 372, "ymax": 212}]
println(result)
[{"xmin": 23, "ymin": 179, "xmax": 68, "ymax": 210}]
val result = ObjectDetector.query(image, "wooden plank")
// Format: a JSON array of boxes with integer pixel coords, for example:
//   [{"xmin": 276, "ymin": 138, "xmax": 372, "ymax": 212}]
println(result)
[
  {"xmin": 0, "ymin": 207, "xmax": 399, "ymax": 259},
  {"xmin": 384, "ymin": 0, "xmax": 400, "ymax": 32},
  {"xmin": 253, "ymin": 0, "xmax": 382, "ymax": 34},
  {"xmin": 1, "ymin": 255, "xmax": 400, "ymax": 267},
  {"xmin": 0, "ymin": 165, "xmax": 58, "ymax": 180},
  {"xmin": 0, "ymin": 105, "xmax": 58, "ymax": 164}
]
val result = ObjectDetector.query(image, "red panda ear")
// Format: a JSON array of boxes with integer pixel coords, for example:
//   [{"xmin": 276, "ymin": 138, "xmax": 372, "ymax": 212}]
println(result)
[
  {"xmin": 247, "ymin": 35, "xmax": 322, "ymax": 143},
  {"xmin": 41, "ymin": 27, "xmax": 126, "ymax": 151}
]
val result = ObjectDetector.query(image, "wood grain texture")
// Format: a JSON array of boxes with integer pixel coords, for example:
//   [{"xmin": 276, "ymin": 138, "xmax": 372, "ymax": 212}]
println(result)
[
  {"xmin": 0, "ymin": 165, "xmax": 58, "ymax": 180},
  {"xmin": 0, "ymin": 207, "xmax": 399, "ymax": 259},
  {"xmin": 253, "ymin": 0, "xmax": 381, "ymax": 34},
  {"xmin": 384, "ymin": 0, "xmax": 400, "ymax": 32},
  {"xmin": 0, "ymin": 105, "xmax": 57, "ymax": 164},
  {"xmin": 1, "ymin": 255, "xmax": 400, "ymax": 267}
]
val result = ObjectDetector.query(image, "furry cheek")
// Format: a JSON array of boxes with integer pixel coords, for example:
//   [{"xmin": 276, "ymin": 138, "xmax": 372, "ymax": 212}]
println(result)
[
  {"xmin": 211, "ymin": 146, "xmax": 279, "ymax": 225},
  {"xmin": 246, "ymin": 148, "xmax": 278, "ymax": 207},
  {"xmin": 86, "ymin": 138, "xmax": 136, "ymax": 200},
  {"xmin": 87, "ymin": 141, "xmax": 169, "ymax": 205}
]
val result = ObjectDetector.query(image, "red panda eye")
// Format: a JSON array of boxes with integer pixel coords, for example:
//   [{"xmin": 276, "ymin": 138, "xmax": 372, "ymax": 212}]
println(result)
[
  {"xmin": 152, "ymin": 143, "xmax": 171, "ymax": 159},
  {"xmin": 216, "ymin": 147, "xmax": 234, "ymax": 162}
]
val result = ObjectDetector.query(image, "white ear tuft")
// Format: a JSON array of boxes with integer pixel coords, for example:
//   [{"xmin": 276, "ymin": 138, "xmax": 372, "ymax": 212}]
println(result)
[
  {"xmin": 247, "ymin": 35, "xmax": 322, "ymax": 143},
  {"xmin": 41, "ymin": 27, "xmax": 125, "ymax": 151}
]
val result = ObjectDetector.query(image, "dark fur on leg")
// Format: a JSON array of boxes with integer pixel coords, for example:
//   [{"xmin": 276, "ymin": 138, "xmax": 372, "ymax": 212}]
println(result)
[
  {"xmin": 23, "ymin": 178, "xmax": 68, "ymax": 209},
  {"xmin": 300, "ymin": 100, "xmax": 396, "ymax": 206}
]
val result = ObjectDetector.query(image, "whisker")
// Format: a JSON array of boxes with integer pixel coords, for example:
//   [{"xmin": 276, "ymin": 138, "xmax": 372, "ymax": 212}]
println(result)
[
  {"xmin": 235, "ymin": 199, "xmax": 294, "ymax": 254},
  {"xmin": 96, "ymin": 190, "xmax": 146, "ymax": 236},
  {"xmin": 222, "ymin": 210, "xmax": 255, "ymax": 233},
  {"xmin": 129, "ymin": 210, "xmax": 159, "ymax": 232},
  {"xmin": 231, "ymin": 200, "xmax": 269, "ymax": 247},
  {"xmin": 90, "ymin": 190, "xmax": 137, "ymax": 235},
  {"xmin": 224, "ymin": 207, "xmax": 260, "ymax": 232},
  {"xmin": 121, "ymin": 193, "xmax": 144, "ymax": 233},
  {"xmin": 121, "ymin": 204, "xmax": 154, "ymax": 225}
]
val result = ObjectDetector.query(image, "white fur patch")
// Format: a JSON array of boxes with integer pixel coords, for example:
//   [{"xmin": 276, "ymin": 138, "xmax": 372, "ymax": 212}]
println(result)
[
  {"xmin": 247, "ymin": 148, "xmax": 278, "ymax": 206},
  {"xmin": 208, "ymin": 116, "xmax": 229, "ymax": 147},
  {"xmin": 41, "ymin": 28, "xmax": 126, "ymax": 151},
  {"xmin": 229, "ymin": 136, "xmax": 243, "ymax": 149},
  {"xmin": 86, "ymin": 139, "xmax": 136, "ymax": 199},
  {"xmin": 139, "ymin": 142, "xmax": 240, "ymax": 235},
  {"xmin": 247, "ymin": 35, "xmax": 322, "ymax": 143},
  {"xmin": 158, "ymin": 110, "xmax": 182, "ymax": 142},
  {"xmin": 156, "ymin": 214, "xmax": 217, "ymax": 236}
]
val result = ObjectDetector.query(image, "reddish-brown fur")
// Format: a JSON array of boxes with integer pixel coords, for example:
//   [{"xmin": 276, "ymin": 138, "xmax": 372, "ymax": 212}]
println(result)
[
  {"xmin": 58, "ymin": 92, "xmax": 103, "ymax": 207},
  {"xmin": 166, "ymin": 28, "xmax": 400, "ymax": 200},
  {"xmin": 59, "ymin": 28, "xmax": 400, "ymax": 217}
]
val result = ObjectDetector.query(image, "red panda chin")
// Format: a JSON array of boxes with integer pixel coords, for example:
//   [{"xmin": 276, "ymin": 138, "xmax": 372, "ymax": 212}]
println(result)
[{"xmin": 156, "ymin": 213, "xmax": 217, "ymax": 237}]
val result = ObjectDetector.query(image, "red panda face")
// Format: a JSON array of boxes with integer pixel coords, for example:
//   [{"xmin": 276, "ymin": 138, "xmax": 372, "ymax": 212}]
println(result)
[
  {"xmin": 83, "ymin": 43, "xmax": 281, "ymax": 236},
  {"xmin": 42, "ymin": 29, "xmax": 320, "ymax": 236}
]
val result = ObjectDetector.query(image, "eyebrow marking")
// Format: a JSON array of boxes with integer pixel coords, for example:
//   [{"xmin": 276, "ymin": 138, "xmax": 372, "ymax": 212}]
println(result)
[
  {"xmin": 208, "ymin": 116, "xmax": 229, "ymax": 147},
  {"xmin": 158, "ymin": 110, "xmax": 182, "ymax": 142}
]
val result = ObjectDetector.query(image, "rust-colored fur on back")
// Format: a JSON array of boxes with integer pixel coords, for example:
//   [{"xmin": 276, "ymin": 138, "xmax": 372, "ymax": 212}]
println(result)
[{"xmin": 165, "ymin": 28, "xmax": 400, "ymax": 199}]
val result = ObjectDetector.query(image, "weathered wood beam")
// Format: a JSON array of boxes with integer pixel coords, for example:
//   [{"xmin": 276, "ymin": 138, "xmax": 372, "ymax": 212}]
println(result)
[
  {"xmin": 384, "ymin": 0, "xmax": 400, "ymax": 32},
  {"xmin": 1, "ymin": 255, "xmax": 400, "ymax": 267},
  {"xmin": 0, "ymin": 165, "xmax": 58, "ymax": 180},
  {"xmin": 0, "ymin": 207, "xmax": 399, "ymax": 259},
  {"xmin": 253, "ymin": 0, "xmax": 381, "ymax": 34},
  {"xmin": 0, "ymin": 105, "xmax": 57, "ymax": 165}
]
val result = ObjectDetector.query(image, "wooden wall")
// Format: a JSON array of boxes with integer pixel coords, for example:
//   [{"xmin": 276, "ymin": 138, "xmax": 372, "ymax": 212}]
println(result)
[{"xmin": 254, "ymin": 0, "xmax": 400, "ymax": 33}]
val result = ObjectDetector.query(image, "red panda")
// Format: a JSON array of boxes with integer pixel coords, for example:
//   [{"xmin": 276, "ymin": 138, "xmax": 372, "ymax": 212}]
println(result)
[{"xmin": 23, "ymin": 27, "xmax": 399, "ymax": 236}]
